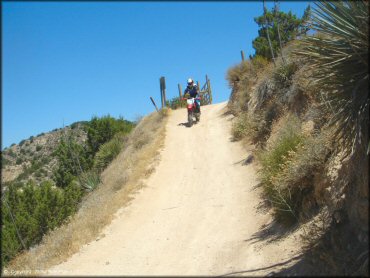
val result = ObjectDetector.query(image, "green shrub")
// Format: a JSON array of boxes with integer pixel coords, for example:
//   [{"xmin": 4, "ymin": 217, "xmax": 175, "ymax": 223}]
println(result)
[
  {"xmin": 8, "ymin": 149, "xmax": 16, "ymax": 158},
  {"xmin": 273, "ymin": 61, "xmax": 299, "ymax": 88},
  {"xmin": 16, "ymin": 158, "xmax": 23, "ymax": 165},
  {"xmin": 1, "ymin": 180, "xmax": 83, "ymax": 266},
  {"xmin": 2, "ymin": 157, "xmax": 10, "ymax": 167},
  {"xmin": 19, "ymin": 140, "xmax": 26, "ymax": 146},
  {"xmin": 251, "ymin": 55, "xmax": 269, "ymax": 71},
  {"xmin": 93, "ymin": 135, "xmax": 123, "ymax": 173},
  {"xmin": 34, "ymin": 171, "xmax": 42, "ymax": 178},
  {"xmin": 41, "ymin": 157, "xmax": 49, "ymax": 164},
  {"xmin": 258, "ymin": 116, "xmax": 305, "ymax": 225},
  {"xmin": 36, "ymin": 145, "xmax": 42, "ymax": 151},
  {"xmin": 232, "ymin": 114, "xmax": 250, "ymax": 141},
  {"xmin": 166, "ymin": 97, "xmax": 186, "ymax": 110},
  {"xmin": 53, "ymin": 137, "xmax": 90, "ymax": 188},
  {"xmin": 86, "ymin": 115, "xmax": 135, "ymax": 155}
]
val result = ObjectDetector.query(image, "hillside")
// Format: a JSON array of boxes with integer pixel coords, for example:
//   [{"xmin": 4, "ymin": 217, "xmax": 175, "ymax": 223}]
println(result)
[
  {"xmin": 1, "ymin": 122, "xmax": 87, "ymax": 186},
  {"xmin": 1, "ymin": 116, "xmax": 136, "ymax": 267},
  {"xmin": 226, "ymin": 37, "xmax": 368, "ymax": 275}
]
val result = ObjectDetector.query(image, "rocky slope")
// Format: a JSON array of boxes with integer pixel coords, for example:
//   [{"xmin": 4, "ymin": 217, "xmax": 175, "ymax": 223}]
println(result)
[{"xmin": 1, "ymin": 122, "xmax": 87, "ymax": 186}]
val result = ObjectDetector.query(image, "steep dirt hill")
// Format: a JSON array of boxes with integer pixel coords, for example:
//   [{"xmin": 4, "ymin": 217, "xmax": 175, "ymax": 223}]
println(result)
[{"xmin": 47, "ymin": 102, "xmax": 304, "ymax": 276}]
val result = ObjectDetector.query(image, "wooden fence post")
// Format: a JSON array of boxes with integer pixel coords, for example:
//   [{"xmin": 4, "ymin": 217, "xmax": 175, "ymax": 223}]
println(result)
[
  {"xmin": 241, "ymin": 50, "xmax": 245, "ymax": 61},
  {"xmin": 160, "ymin": 77, "xmax": 164, "ymax": 108},
  {"xmin": 160, "ymin": 76, "xmax": 166, "ymax": 107},
  {"xmin": 150, "ymin": 97, "xmax": 159, "ymax": 112},
  {"xmin": 207, "ymin": 77, "xmax": 213, "ymax": 104},
  {"xmin": 178, "ymin": 83, "xmax": 182, "ymax": 99}
]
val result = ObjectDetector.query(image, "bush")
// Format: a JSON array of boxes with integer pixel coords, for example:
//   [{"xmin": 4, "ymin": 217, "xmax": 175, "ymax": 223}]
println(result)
[
  {"xmin": 166, "ymin": 97, "xmax": 186, "ymax": 110},
  {"xmin": 93, "ymin": 134, "xmax": 124, "ymax": 173},
  {"xmin": 2, "ymin": 157, "xmax": 10, "ymax": 167},
  {"xmin": 16, "ymin": 158, "xmax": 23, "ymax": 165},
  {"xmin": 7, "ymin": 149, "xmax": 16, "ymax": 158},
  {"xmin": 36, "ymin": 145, "xmax": 42, "ymax": 151},
  {"xmin": 251, "ymin": 55, "xmax": 269, "ymax": 71},
  {"xmin": 1, "ymin": 181, "xmax": 83, "ymax": 266},
  {"xmin": 34, "ymin": 170, "xmax": 42, "ymax": 178},
  {"xmin": 41, "ymin": 157, "xmax": 49, "ymax": 164},
  {"xmin": 258, "ymin": 116, "xmax": 305, "ymax": 225},
  {"xmin": 232, "ymin": 113, "xmax": 250, "ymax": 141},
  {"xmin": 53, "ymin": 137, "xmax": 90, "ymax": 188},
  {"xmin": 273, "ymin": 61, "xmax": 299, "ymax": 88},
  {"xmin": 86, "ymin": 115, "xmax": 135, "ymax": 155},
  {"xmin": 226, "ymin": 60, "xmax": 255, "ymax": 88}
]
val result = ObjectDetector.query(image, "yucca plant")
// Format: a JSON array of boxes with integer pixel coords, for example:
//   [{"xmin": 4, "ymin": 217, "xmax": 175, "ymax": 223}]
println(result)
[
  {"xmin": 294, "ymin": 1, "xmax": 369, "ymax": 156},
  {"xmin": 78, "ymin": 170, "xmax": 101, "ymax": 191}
]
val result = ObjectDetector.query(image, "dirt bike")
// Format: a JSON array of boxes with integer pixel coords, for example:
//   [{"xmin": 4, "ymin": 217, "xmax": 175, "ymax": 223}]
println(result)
[{"xmin": 182, "ymin": 96, "xmax": 201, "ymax": 127}]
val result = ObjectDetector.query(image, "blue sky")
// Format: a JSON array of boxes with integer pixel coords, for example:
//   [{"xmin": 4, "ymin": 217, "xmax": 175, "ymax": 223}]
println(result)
[{"xmin": 2, "ymin": 1, "xmax": 310, "ymax": 149}]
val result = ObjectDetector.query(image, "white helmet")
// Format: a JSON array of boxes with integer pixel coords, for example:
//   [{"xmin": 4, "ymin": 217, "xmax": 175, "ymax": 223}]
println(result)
[{"xmin": 187, "ymin": 78, "xmax": 193, "ymax": 85}]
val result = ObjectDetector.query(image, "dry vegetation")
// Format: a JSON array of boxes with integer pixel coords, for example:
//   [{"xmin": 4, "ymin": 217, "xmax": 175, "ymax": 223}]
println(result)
[
  {"xmin": 226, "ymin": 23, "xmax": 367, "ymax": 274},
  {"xmin": 4, "ymin": 109, "xmax": 169, "ymax": 274}
]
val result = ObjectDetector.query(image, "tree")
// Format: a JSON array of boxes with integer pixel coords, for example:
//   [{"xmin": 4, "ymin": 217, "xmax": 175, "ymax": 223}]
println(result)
[
  {"xmin": 252, "ymin": 4, "xmax": 311, "ymax": 60},
  {"xmin": 86, "ymin": 115, "xmax": 134, "ymax": 155},
  {"xmin": 53, "ymin": 136, "xmax": 90, "ymax": 188}
]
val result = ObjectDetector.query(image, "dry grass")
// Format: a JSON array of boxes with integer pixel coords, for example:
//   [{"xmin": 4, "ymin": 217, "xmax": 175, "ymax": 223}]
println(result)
[
  {"xmin": 4, "ymin": 109, "xmax": 169, "ymax": 274},
  {"xmin": 226, "ymin": 56, "xmax": 272, "ymax": 115}
]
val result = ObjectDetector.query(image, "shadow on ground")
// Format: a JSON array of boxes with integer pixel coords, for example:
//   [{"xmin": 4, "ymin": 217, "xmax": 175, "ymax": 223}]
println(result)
[
  {"xmin": 178, "ymin": 121, "xmax": 200, "ymax": 128},
  {"xmin": 217, "ymin": 253, "xmax": 307, "ymax": 277},
  {"xmin": 245, "ymin": 219, "xmax": 300, "ymax": 245},
  {"xmin": 233, "ymin": 154, "xmax": 254, "ymax": 166},
  {"xmin": 220, "ymin": 109, "xmax": 235, "ymax": 121}
]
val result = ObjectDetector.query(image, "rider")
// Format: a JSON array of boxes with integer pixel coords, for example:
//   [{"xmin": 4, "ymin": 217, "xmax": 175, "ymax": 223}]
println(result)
[{"xmin": 184, "ymin": 78, "xmax": 201, "ymax": 113}]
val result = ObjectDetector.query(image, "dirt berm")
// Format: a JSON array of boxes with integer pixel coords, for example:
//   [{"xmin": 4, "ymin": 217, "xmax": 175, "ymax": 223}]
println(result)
[{"xmin": 48, "ymin": 102, "xmax": 303, "ymax": 276}]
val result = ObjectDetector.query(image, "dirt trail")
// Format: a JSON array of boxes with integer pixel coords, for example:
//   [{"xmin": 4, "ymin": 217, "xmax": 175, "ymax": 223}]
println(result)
[{"xmin": 48, "ymin": 102, "xmax": 302, "ymax": 276}]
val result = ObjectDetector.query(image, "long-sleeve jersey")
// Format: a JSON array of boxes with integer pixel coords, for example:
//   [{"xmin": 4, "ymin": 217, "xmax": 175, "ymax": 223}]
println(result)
[{"xmin": 184, "ymin": 84, "xmax": 199, "ymax": 98}]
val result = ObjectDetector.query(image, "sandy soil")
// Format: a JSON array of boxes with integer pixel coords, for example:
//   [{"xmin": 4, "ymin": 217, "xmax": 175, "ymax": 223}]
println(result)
[{"xmin": 48, "ymin": 102, "xmax": 303, "ymax": 276}]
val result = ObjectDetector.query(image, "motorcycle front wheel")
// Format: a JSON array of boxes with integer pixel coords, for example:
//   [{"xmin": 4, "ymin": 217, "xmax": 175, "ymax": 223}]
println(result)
[
  {"xmin": 188, "ymin": 112, "xmax": 193, "ymax": 127},
  {"xmin": 195, "ymin": 113, "xmax": 200, "ymax": 122}
]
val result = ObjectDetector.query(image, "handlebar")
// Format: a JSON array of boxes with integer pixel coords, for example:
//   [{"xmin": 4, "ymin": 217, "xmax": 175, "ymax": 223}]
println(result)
[{"xmin": 182, "ymin": 97, "xmax": 201, "ymax": 101}]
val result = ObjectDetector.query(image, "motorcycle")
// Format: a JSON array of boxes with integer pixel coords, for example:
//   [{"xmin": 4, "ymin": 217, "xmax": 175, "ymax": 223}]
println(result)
[{"xmin": 182, "ymin": 96, "xmax": 201, "ymax": 127}]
